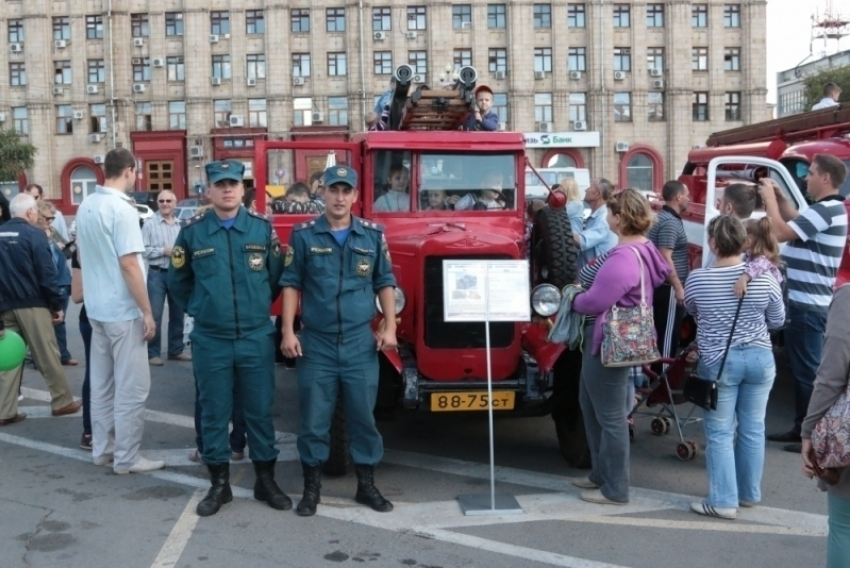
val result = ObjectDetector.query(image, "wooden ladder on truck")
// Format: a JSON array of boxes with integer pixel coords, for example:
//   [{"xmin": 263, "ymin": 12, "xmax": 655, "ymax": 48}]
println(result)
[
  {"xmin": 384, "ymin": 65, "xmax": 479, "ymax": 131},
  {"xmin": 707, "ymin": 102, "xmax": 850, "ymax": 147}
]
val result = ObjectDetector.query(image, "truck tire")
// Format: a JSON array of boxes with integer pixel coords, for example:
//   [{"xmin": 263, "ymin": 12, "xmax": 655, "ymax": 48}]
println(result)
[
  {"xmin": 322, "ymin": 395, "xmax": 352, "ymax": 477},
  {"xmin": 550, "ymin": 349, "xmax": 591, "ymax": 469},
  {"xmin": 531, "ymin": 206, "xmax": 579, "ymax": 290}
]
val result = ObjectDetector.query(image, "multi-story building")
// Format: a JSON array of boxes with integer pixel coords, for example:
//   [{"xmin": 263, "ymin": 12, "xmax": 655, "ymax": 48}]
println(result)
[
  {"xmin": 777, "ymin": 48, "xmax": 850, "ymax": 117},
  {"xmin": 0, "ymin": 0, "xmax": 766, "ymax": 212}
]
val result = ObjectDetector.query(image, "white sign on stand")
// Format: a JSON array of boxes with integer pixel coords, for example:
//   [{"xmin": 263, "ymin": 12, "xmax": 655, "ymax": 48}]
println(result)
[{"xmin": 443, "ymin": 259, "xmax": 529, "ymax": 516}]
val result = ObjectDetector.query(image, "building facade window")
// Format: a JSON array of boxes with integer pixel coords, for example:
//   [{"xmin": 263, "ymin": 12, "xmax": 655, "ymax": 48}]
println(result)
[
  {"xmin": 613, "ymin": 47, "xmax": 631, "ymax": 72},
  {"xmin": 779, "ymin": 90, "xmax": 805, "ymax": 115},
  {"xmin": 214, "ymin": 99, "xmax": 232, "ymax": 127},
  {"xmin": 692, "ymin": 5, "xmax": 708, "ymax": 27},
  {"xmin": 374, "ymin": 51, "xmax": 393, "ymax": 74},
  {"xmin": 90, "ymin": 104, "xmax": 107, "ymax": 133},
  {"xmin": 132, "ymin": 58, "xmax": 151, "ymax": 82},
  {"xmin": 488, "ymin": 4, "xmax": 506, "ymax": 29},
  {"xmin": 647, "ymin": 47, "xmax": 664, "ymax": 71},
  {"xmin": 212, "ymin": 55, "xmax": 231, "ymax": 80},
  {"xmin": 87, "ymin": 59, "xmax": 105, "ymax": 83},
  {"xmin": 646, "ymin": 4, "xmax": 664, "ymax": 27},
  {"xmin": 71, "ymin": 166, "xmax": 98, "ymax": 204},
  {"xmin": 613, "ymin": 4, "xmax": 630, "ymax": 28},
  {"xmin": 294, "ymin": 97, "xmax": 312, "ymax": 126},
  {"xmin": 54, "ymin": 61, "xmax": 72, "ymax": 84},
  {"xmin": 408, "ymin": 6, "xmax": 427, "ymax": 30},
  {"xmin": 135, "ymin": 102, "xmax": 152, "ymax": 131},
  {"xmin": 53, "ymin": 17, "xmax": 71, "ymax": 41},
  {"xmin": 626, "ymin": 153, "xmax": 654, "ymax": 191},
  {"xmin": 165, "ymin": 13, "xmax": 183, "ymax": 36},
  {"xmin": 614, "ymin": 92, "xmax": 631, "ymax": 122},
  {"xmin": 246, "ymin": 54, "xmax": 266, "ymax": 79},
  {"xmin": 725, "ymin": 92, "xmax": 741, "ymax": 120},
  {"xmin": 568, "ymin": 3, "xmax": 586, "ymax": 27},
  {"xmin": 131, "ymin": 14, "xmax": 149, "ymax": 37},
  {"xmin": 248, "ymin": 98, "xmax": 267, "ymax": 127},
  {"xmin": 454, "ymin": 49, "xmax": 472, "ymax": 69},
  {"xmin": 692, "ymin": 47, "xmax": 708, "ymax": 71},
  {"xmin": 489, "ymin": 48, "xmax": 507, "ymax": 73},
  {"xmin": 210, "ymin": 11, "xmax": 230, "ymax": 35},
  {"xmin": 373, "ymin": 7, "xmax": 392, "ymax": 31},
  {"xmin": 693, "ymin": 92, "xmax": 709, "ymax": 121},
  {"xmin": 10, "ymin": 62, "xmax": 26, "ymax": 86},
  {"xmin": 327, "ymin": 8, "xmax": 346, "ymax": 32},
  {"xmin": 569, "ymin": 93, "xmax": 586, "ymax": 122},
  {"xmin": 724, "ymin": 48, "xmax": 741, "ymax": 71},
  {"xmin": 328, "ymin": 52, "xmax": 347, "ymax": 76},
  {"xmin": 724, "ymin": 4, "xmax": 741, "ymax": 27},
  {"xmin": 493, "ymin": 93, "xmax": 508, "ymax": 125},
  {"xmin": 409, "ymin": 51, "xmax": 427, "ymax": 74},
  {"xmin": 56, "ymin": 105, "xmax": 73, "ymax": 134},
  {"xmin": 8, "ymin": 19, "xmax": 24, "ymax": 43},
  {"xmin": 568, "ymin": 47, "xmax": 586, "ymax": 72},
  {"xmin": 12, "ymin": 106, "xmax": 28, "ymax": 135},
  {"xmin": 246, "ymin": 10, "xmax": 265, "ymax": 34},
  {"xmin": 534, "ymin": 93, "xmax": 552, "ymax": 123},
  {"xmin": 291, "ymin": 9, "xmax": 310, "ymax": 33},
  {"xmin": 328, "ymin": 97, "xmax": 349, "ymax": 126},
  {"xmin": 548, "ymin": 153, "xmax": 577, "ymax": 167},
  {"xmin": 533, "ymin": 4, "xmax": 552, "ymax": 28},
  {"xmin": 648, "ymin": 92, "xmax": 665, "ymax": 121},
  {"xmin": 169, "ymin": 101, "xmax": 186, "ymax": 129},
  {"xmin": 293, "ymin": 53, "xmax": 311, "ymax": 77},
  {"xmin": 453, "ymin": 5, "xmax": 472, "ymax": 29},
  {"xmin": 167, "ymin": 56, "xmax": 184, "ymax": 82},
  {"xmin": 86, "ymin": 15, "xmax": 104, "ymax": 39},
  {"xmin": 534, "ymin": 48, "xmax": 552, "ymax": 73}
]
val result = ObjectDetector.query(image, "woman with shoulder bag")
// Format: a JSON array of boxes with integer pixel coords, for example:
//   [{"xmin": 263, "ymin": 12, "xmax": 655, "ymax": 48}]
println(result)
[
  {"xmin": 571, "ymin": 189, "xmax": 671, "ymax": 505},
  {"xmin": 684, "ymin": 215, "xmax": 785, "ymax": 520},
  {"xmin": 801, "ymin": 284, "xmax": 850, "ymax": 567}
]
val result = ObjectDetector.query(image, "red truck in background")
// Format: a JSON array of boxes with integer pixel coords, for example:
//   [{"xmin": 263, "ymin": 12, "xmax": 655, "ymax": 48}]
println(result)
[{"xmin": 675, "ymin": 103, "xmax": 850, "ymax": 278}]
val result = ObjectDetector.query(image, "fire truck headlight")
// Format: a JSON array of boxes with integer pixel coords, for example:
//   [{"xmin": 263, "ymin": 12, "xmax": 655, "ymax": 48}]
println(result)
[
  {"xmin": 531, "ymin": 284, "xmax": 561, "ymax": 317},
  {"xmin": 375, "ymin": 287, "xmax": 406, "ymax": 315}
]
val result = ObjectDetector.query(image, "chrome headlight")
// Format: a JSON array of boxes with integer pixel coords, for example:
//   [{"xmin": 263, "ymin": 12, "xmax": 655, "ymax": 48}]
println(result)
[
  {"xmin": 531, "ymin": 284, "xmax": 561, "ymax": 317},
  {"xmin": 375, "ymin": 287, "xmax": 407, "ymax": 315}
]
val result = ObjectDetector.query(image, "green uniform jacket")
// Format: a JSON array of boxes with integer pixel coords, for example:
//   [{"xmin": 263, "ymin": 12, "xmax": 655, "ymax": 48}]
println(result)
[
  {"xmin": 279, "ymin": 214, "xmax": 396, "ymax": 338},
  {"xmin": 167, "ymin": 207, "xmax": 283, "ymax": 339}
]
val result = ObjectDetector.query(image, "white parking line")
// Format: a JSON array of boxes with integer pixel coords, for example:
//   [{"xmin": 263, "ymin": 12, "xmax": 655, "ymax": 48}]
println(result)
[{"xmin": 149, "ymin": 489, "xmax": 204, "ymax": 568}]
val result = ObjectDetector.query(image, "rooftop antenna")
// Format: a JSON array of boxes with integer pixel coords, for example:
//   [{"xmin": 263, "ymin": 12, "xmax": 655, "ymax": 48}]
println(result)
[{"xmin": 812, "ymin": 0, "xmax": 849, "ymax": 58}]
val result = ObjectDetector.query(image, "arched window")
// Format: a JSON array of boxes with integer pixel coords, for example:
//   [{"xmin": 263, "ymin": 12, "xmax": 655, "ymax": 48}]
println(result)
[
  {"xmin": 546, "ymin": 153, "xmax": 576, "ymax": 168},
  {"xmin": 626, "ymin": 153, "xmax": 654, "ymax": 191},
  {"xmin": 71, "ymin": 166, "xmax": 98, "ymax": 204}
]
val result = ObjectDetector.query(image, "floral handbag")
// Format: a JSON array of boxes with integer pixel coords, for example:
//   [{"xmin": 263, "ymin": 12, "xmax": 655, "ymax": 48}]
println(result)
[
  {"xmin": 811, "ymin": 383, "xmax": 850, "ymax": 469},
  {"xmin": 600, "ymin": 247, "xmax": 660, "ymax": 368}
]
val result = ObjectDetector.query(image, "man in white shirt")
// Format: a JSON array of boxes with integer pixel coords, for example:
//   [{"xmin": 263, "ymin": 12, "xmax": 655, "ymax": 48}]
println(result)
[
  {"xmin": 76, "ymin": 148, "xmax": 164, "ymax": 475},
  {"xmin": 811, "ymin": 83, "xmax": 841, "ymax": 111}
]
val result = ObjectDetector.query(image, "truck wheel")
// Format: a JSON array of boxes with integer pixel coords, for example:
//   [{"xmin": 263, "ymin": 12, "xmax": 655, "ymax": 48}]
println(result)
[
  {"xmin": 322, "ymin": 395, "xmax": 352, "ymax": 477},
  {"xmin": 531, "ymin": 205, "xmax": 579, "ymax": 289},
  {"xmin": 550, "ymin": 349, "xmax": 591, "ymax": 469}
]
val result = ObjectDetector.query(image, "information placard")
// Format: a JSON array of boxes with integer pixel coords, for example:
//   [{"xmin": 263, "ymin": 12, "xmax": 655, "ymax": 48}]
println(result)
[{"xmin": 442, "ymin": 260, "xmax": 531, "ymax": 323}]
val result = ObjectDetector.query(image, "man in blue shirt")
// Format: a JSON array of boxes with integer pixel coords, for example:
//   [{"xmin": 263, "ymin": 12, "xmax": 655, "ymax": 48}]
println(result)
[{"xmin": 573, "ymin": 178, "xmax": 617, "ymax": 268}]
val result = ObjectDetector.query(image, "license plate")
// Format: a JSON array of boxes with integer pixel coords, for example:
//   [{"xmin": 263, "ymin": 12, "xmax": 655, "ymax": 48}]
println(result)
[{"xmin": 430, "ymin": 391, "xmax": 516, "ymax": 412}]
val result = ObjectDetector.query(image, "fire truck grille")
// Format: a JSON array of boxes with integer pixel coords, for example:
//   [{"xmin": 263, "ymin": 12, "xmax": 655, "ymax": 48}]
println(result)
[{"xmin": 423, "ymin": 256, "xmax": 515, "ymax": 349}]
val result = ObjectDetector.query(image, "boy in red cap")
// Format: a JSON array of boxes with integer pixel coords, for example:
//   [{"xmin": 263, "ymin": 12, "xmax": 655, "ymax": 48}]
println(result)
[{"xmin": 462, "ymin": 85, "xmax": 499, "ymax": 131}]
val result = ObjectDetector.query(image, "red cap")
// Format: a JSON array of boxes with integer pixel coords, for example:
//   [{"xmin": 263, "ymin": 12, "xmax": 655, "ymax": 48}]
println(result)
[{"xmin": 474, "ymin": 84, "xmax": 493, "ymax": 96}]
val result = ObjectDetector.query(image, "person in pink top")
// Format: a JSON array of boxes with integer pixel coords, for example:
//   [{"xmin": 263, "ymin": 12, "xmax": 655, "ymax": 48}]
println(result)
[{"xmin": 571, "ymin": 189, "xmax": 671, "ymax": 505}]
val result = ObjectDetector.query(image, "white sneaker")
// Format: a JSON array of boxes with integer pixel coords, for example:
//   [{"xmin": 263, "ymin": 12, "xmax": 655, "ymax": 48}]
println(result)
[
  {"xmin": 114, "ymin": 456, "xmax": 166, "ymax": 475},
  {"xmin": 690, "ymin": 501, "xmax": 737, "ymax": 520},
  {"xmin": 93, "ymin": 455, "xmax": 113, "ymax": 466},
  {"xmin": 571, "ymin": 477, "xmax": 600, "ymax": 489}
]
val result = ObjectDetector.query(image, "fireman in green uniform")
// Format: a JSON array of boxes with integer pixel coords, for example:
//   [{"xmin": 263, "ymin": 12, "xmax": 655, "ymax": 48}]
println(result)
[
  {"xmin": 280, "ymin": 164, "xmax": 398, "ymax": 517},
  {"xmin": 168, "ymin": 160, "xmax": 289, "ymax": 517}
]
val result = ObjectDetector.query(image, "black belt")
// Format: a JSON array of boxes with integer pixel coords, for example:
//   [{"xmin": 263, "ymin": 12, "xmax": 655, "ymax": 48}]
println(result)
[{"xmin": 149, "ymin": 265, "xmax": 168, "ymax": 272}]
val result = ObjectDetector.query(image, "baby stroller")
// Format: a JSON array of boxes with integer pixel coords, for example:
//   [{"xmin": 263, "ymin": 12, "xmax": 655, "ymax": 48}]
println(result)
[{"xmin": 630, "ymin": 343, "xmax": 702, "ymax": 461}]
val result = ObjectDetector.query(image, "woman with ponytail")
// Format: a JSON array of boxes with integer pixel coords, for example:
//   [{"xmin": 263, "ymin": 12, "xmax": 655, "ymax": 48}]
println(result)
[{"xmin": 733, "ymin": 217, "xmax": 783, "ymax": 298}]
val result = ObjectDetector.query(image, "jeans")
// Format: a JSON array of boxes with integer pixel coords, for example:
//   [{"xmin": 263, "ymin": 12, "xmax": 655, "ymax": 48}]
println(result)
[
  {"xmin": 194, "ymin": 378, "xmax": 247, "ymax": 454},
  {"xmin": 784, "ymin": 305, "xmax": 827, "ymax": 435},
  {"xmin": 698, "ymin": 344, "xmax": 776, "ymax": 508},
  {"xmin": 147, "ymin": 269, "xmax": 185, "ymax": 359},
  {"xmin": 828, "ymin": 493, "xmax": 850, "ymax": 568},
  {"xmin": 54, "ymin": 288, "xmax": 72, "ymax": 363},
  {"xmin": 79, "ymin": 317, "xmax": 92, "ymax": 436}
]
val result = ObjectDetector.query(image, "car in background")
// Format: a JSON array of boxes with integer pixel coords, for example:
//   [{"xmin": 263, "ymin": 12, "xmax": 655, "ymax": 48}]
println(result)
[
  {"xmin": 173, "ymin": 206, "xmax": 200, "ymax": 222},
  {"xmin": 128, "ymin": 191, "xmax": 160, "ymax": 212},
  {"xmin": 135, "ymin": 203, "xmax": 154, "ymax": 224},
  {"xmin": 176, "ymin": 198, "xmax": 206, "ymax": 208}
]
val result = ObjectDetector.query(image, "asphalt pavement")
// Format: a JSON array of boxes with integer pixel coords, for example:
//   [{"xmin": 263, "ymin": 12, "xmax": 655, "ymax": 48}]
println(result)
[{"xmin": 0, "ymin": 301, "xmax": 829, "ymax": 568}]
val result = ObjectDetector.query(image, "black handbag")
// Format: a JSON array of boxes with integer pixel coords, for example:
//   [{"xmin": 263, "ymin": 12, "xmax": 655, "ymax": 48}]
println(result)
[{"xmin": 683, "ymin": 297, "xmax": 744, "ymax": 411}]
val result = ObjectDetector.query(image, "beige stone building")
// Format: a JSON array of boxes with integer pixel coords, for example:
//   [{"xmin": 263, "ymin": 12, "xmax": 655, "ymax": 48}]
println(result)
[{"xmin": 0, "ymin": 0, "xmax": 766, "ymax": 211}]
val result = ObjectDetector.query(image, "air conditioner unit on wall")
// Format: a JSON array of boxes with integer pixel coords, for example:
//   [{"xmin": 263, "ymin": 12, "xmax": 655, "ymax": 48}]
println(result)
[
  {"xmin": 229, "ymin": 115, "xmax": 244, "ymax": 127},
  {"xmin": 152, "ymin": 58, "xmax": 165, "ymax": 67},
  {"xmin": 573, "ymin": 120, "xmax": 587, "ymax": 131},
  {"xmin": 209, "ymin": 34, "xmax": 219, "ymax": 43},
  {"xmin": 614, "ymin": 71, "xmax": 626, "ymax": 80},
  {"xmin": 615, "ymin": 141, "xmax": 630, "ymax": 152},
  {"xmin": 52, "ymin": 86, "xmax": 64, "ymax": 96},
  {"xmin": 406, "ymin": 31, "xmax": 418, "ymax": 39},
  {"xmin": 10, "ymin": 43, "xmax": 22, "ymax": 53},
  {"xmin": 189, "ymin": 146, "xmax": 203, "ymax": 159},
  {"xmin": 93, "ymin": 155, "xmax": 105, "ymax": 164},
  {"xmin": 293, "ymin": 76, "xmax": 305, "ymax": 86},
  {"xmin": 133, "ymin": 83, "xmax": 146, "ymax": 93},
  {"xmin": 412, "ymin": 74, "xmax": 425, "ymax": 84},
  {"xmin": 652, "ymin": 79, "xmax": 665, "ymax": 89},
  {"xmin": 373, "ymin": 31, "xmax": 386, "ymax": 41},
  {"xmin": 569, "ymin": 71, "xmax": 582, "ymax": 80},
  {"xmin": 495, "ymin": 70, "xmax": 506, "ymax": 80},
  {"xmin": 537, "ymin": 121, "xmax": 552, "ymax": 133},
  {"xmin": 534, "ymin": 70, "xmax": 545, "ymax": 80},
  {"xmin": 312, "ymin": 111, "xmax": 324, "ymax": 123},
  {"xmin": 211, "ymin": 77, "xmax": 221, "ymax": 86},
  {"xmin": 89, "ymin": 133, "xmax": 103, "ymax": 143},
  {"xmin": 246, "ymin": 78, "xmax": 257, "ymax": 86},
  {"xmin": 54, "ymin": 39, "xmax": 67, "ymax": 49},
  {"xmin": 133, "ymin": 38, "xmax": 144, "ymax": 47},
  {"xmin": 650, "ymin": 68, "xmax": 663, "ymax": 77},
  {"xmin": 73, "ymin": 110, "xmax": 85, "ymax": 120},
  {"xmin": 86, "ymin": 85, "xmax": 99, "ymax": 94}
]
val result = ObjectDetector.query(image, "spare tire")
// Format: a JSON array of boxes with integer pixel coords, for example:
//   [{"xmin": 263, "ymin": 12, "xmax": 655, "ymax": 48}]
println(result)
[{"xmin": 531, "ymin": 206, "xmax": 579, "ymax": 289}]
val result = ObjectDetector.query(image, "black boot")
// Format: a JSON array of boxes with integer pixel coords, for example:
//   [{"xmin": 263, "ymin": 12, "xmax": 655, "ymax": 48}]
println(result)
[
  {"xmin": 354, "ymin": 464, "xmax": 393, "ymax": 512},
  {"xmin": 253, "ymin": 459, "xmax": 293, "ymax": 510},
  {"xmin": 296, "ymin": 462, "xmax": 322, "ymax": 517},
  {"xmin": 197, "ymin": 463, "xmax": 233, "ymax": 517}
]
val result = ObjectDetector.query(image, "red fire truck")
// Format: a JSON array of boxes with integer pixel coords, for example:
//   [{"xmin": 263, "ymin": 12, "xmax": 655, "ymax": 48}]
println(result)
[{"xmin": 256, "ymin": 66, "xmax": 586, "ymax": 474}]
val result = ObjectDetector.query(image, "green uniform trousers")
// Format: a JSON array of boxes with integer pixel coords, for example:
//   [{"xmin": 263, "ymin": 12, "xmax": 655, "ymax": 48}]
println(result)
[
  {"xmin": 192, "ymin": 327, "xmax": 279, "ymax": 465},
  {"xmin": 296, "ymin": 327, "xmax": 383, "ymax": 467}
]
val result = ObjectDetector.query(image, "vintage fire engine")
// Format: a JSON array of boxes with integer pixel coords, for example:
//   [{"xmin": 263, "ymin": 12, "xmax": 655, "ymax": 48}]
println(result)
[{"xmin": 256, "ymin": 65, "xmax": 585, "ymax": 474}]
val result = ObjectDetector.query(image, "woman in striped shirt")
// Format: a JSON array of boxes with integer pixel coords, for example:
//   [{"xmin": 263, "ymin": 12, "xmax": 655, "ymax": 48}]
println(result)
[{"xmin": 684, "ymin": 215, "xmax": 785, "ymax": 520}]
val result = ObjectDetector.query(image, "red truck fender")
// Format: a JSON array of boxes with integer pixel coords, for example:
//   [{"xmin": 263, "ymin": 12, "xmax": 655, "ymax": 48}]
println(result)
[{"xmin": 521, "ymin": 320, "xmax": 567, "ymax": 373}]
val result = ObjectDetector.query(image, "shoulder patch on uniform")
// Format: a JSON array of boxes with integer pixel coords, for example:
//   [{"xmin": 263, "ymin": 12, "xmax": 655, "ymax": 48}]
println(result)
[
  {"xmin": 293, "ymin": 222, "xmax": 311, "ymax": 232},
  {"xmin": 248, "ymin": 210, "xmax": 270, "ymax": 222},
  {"xmin": 360, "ymin": 218, "xmax": 384, "ymax": 232},
  {"xmin": 181, "ymin": 210, "xmax": 209, "ymax": 229}
]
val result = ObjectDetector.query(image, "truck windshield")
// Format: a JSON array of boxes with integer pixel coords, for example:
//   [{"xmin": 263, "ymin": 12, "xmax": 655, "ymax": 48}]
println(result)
[{"xmin": 418, "ymin": 152, "xmax": 516, "ymax": 212}]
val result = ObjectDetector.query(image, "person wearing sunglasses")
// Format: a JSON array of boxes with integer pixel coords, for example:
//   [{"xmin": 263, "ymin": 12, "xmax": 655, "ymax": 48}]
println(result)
[{"xmin": 141, "ymin": 190, "xmax": 191, "ymax": 366}]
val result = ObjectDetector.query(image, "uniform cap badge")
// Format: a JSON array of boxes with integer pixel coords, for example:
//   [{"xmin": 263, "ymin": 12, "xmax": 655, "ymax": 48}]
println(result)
[{"xmin": 337, "ymin": 167, "xmax": 347, "ymax": 177}]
